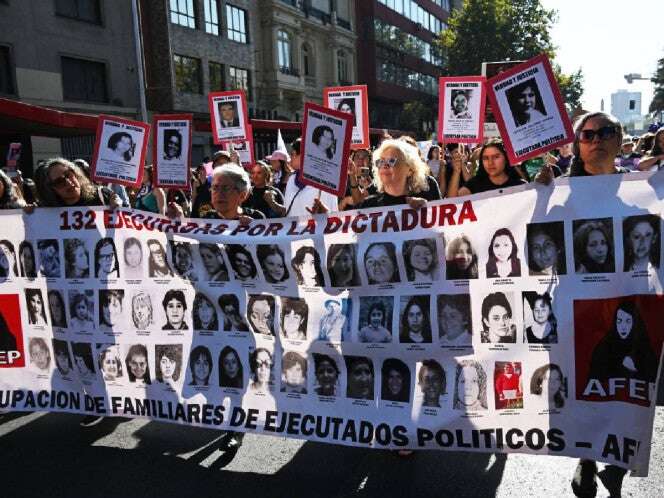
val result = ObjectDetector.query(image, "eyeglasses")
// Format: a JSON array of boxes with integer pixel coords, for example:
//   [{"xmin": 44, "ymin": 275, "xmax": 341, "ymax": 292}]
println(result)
[
  {"xmin": 375, "ymin": 157, "xmax": 398, "ymax": 169},
  {"xmin": 256, "ymin": 360, "xmax": 272, "ymax": 368},
  {"xmin": 578, "ymin": 126, "xmax": 618, "ymax": 143},
  {"xmin": 211, "ymin": 184, "xmax": 237, "ymax": 194},
  {"xmin": 49, "ymin": 169, "xmax": 76, "ymax": 189}
]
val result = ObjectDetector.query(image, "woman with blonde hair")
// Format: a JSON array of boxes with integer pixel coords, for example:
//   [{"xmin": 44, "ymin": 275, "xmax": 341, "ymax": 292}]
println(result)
[{"xmin": 355, "ymin": 139, "xmax": 441, "ymax": 209}]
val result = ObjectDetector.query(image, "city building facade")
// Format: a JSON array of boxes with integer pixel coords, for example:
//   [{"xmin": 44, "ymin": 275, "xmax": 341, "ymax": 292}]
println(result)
[
  {"xmin": 355, "ymin": 0, "xmax": 456, "ymax": 135},
  {"xmin": 611, "ymin": 89, "xmax": 643, "ymax": 133},
  {"xmin": 0, "ymin": 0, "xmax": 142, "ymax": 169}
]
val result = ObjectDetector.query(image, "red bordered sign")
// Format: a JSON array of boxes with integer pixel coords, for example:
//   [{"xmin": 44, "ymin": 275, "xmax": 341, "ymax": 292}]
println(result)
[
  {"xmin": 208, "ymin": 90, "xmax": 250, "ymax": 145},
  {"xmin": 90, "ymin": 115, "xmax": 150, "ymax": 188},
  {"xmin": 437, "ymin": 76, "xmax": 487, "ymax": 144},
  {"xmin": 152, "ymin": 113, "xmax": 193, "ymax": 190},
  {"xmin": 323, "ymin": 84, "xmax": 370, "ymax": 149},
  {"xmin": 486, "ymin": 54, "xmax": 574, "ymax": 164},
  {"xmin": 300, "ymin": 102, "xmax": 353, "ymax": 197}
]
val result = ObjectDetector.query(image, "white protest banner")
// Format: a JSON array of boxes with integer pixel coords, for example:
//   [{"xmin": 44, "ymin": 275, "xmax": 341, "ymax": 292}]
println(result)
[
  {"xmin": 438, "ymin": 76, "xmax": 487, "ymax": 144},
  {"xmin": 483, "ymin": 122, "xmax": 501, "ymax": 139},
  {"xmin": 1, "ymin": 172, "xmax": 664, "ymax": 474},
  {"xmin": 300, "ymin": 102, "xmax": 353, "ymax": 196},
  {"xmin": 209, "ymin": 90, "xmax": 250, "ymax": 144},
  {"xmin": 487, "ymin": 54, "xmax": 574, "ymax": 164},
  {"xmin": 153, "ymin": 114, "xmax": 193, "ymax": 190},
  {"xmin": 323, "ymin": 85, "xmax": 370, "ymax": 149},
  {"xmin": 91, "ymin": 115, "xmax": 150, "ymax": 187}
]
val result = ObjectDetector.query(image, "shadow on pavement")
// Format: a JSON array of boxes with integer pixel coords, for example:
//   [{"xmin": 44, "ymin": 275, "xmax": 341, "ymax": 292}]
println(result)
[{"xmin": 0, "ymin": 412, "xmax": 507, "ymax": 498}]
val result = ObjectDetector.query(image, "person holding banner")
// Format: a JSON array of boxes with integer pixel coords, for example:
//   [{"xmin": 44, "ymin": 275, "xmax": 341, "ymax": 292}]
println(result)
[
  {"xmin": 357, "ymin": 139, "xmax": 441, "ymax": 209},
  {"xmin": 535, "ymin": 112, "xmax": 630, "ymax": 498},
  {"xmin": 35, "ymin": 158, "xmax": 120, "ymax": 208},
  {"xmin": 636, "ymin": 127, "xmax": 664, "ymax": 171},
  {"xmin": 200, "ymin": 164, "xmax": 265, "ymax": 222},
  {"xmin": 447, "ymin": 141, "xmax": 526, "ymax": 197},
  {"xmin": 266, "ymin": 150, "xmax": 292, "ymax": 195}
]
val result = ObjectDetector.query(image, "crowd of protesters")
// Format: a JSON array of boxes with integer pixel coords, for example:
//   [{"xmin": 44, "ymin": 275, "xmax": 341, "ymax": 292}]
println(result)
[{"xmin": 1, "ymin": 112, "xmax": 663, "ymax": 496}]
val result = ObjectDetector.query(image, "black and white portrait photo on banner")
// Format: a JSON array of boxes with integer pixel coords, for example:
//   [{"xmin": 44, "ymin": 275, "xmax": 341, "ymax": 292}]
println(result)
[
  {"xmin": 526, "ymin": 221, "xmax": 567, "ymax": 276},
  {"xmin": 153, "ymin": 114, "xmax": 192, "ymax": 189},
  {"xmin": 486, "ymin": 54, "xmax": 574, "ymax": 164},
  {"xmin": 90, "ymin": 115, "xmax": 150, "ymax": 187},
  {"xmin": 323, "ymin": 84, "xmax": 370, "ymax": 149},
  {"xmin": 522, "ymin": 291, "xmax": 558, "ymax": 344},
  {"xmin": 357, "ymin": 296, "xmax": 394, "ymax": 343},
  {"xmin": 572, "ymin": 217, "xmax": 615, "ymax": 274},
  {"xmin": 300, "ymin": 102, "xmax": 353, "ymax": 196},
  {"xmin": 208, "ymin": 90, "xmax": 249, "ymax": 144},
  {"xmin": 475, "ymin": 291, "xmax": 518, "ymax": 344},
  {"xmin": 437, "ymin": 76, "xmax": 486, "ymax": 144}
]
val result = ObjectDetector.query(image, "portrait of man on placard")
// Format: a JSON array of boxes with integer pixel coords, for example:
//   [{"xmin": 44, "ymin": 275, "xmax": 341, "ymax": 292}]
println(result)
[{"xmin": 218, "ymin": 101, "xmax": 240, "ymax": 128}]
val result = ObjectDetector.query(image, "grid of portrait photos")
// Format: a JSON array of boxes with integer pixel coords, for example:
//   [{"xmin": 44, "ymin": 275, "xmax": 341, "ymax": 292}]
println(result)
[{"xmin": 2, "ymin": 190, "xmax": 662, "ymax": 446}]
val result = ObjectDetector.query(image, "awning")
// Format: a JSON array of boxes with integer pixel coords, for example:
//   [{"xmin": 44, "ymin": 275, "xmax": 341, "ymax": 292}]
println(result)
[{"xmin": 0, "ymin": 97, "xmax": 98, "ymax": 137}]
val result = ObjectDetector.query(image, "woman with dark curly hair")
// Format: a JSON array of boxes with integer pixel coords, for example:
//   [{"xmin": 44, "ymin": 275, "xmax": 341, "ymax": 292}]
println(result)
[
  {"xmin": 573, "ymin": 220, "xmax": 614, "ymax": 273},
  {"xmin": 256, "ymin": 244, "xmax": 289, "ymax": 283},
  {"xmin": 291, "ymin": 246, "xmax": 324, "ymax": 286},
  {"xmin": 381, "ymin": 358, "xmax": 411, "ymax": 403},
  {"xmin": 64, "ymin": 239, "xmax": 89, "ymax": 278},
  {"xmin": 399, "ymin": 296, "xmax": 432, "ymax": 344},
  {"xmin": 162, "ymin": 290, "xmax": 188, "ymax": 330}
]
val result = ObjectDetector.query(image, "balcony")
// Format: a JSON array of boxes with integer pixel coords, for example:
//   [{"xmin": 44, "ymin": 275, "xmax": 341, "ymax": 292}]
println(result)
[{"xmin": 279, "ymin": 66, "xmax": 300, "ymax": 77}]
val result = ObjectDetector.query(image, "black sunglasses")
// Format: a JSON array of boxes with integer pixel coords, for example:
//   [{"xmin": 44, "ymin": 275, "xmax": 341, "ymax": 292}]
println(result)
[{"xmin": 578, "ymin": 126, "xmax": 618, "ymax": 143}]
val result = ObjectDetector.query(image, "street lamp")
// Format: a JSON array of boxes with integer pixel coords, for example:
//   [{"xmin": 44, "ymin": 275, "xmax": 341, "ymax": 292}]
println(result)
[{"xmin": 624, "ymin": 73, "xmax": 649, "ymax": 84}]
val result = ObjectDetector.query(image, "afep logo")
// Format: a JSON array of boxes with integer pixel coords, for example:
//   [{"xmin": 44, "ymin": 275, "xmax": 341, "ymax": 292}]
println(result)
[{"xmin": 0, "ymin": 294, "xmax": 25, "ymax": 368}]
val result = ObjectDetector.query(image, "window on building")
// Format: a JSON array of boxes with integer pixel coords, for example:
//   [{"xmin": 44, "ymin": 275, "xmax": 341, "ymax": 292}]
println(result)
[
  {"xmin": 55, "ymin": 0, "xmax": 102, "ymax": 24},
  {"xmin": 337, "ymin": 50, "xmax": 349, "ymax": 83},
  {"xmin": 61, "ymin": 56, "xmax": 108, "ymax": 102},
  {"xmin": 209, "ymin": 61, "xmax": 224, "ymax": 91},
  {"xmin": 226, "ymin": 4, "xmax": 247, "ymax": 43},
  {"xmin": 0, "ymin": 46, "xmax": 15, "ymax": 95},
  {"xmin": 173, "ymin": 54, "xmax": 202, "ymax": 94},
  {"xmin": 302, "ymin": 43, "xmax": 313, "ymax": 76},
  {"xmin": 277, "ymin": 30, "xmax": 292, "ymax": 71},
  {"xmin": 229, "ymin": 66, "xmax": 251, "ymax": 100},
  {"xmin": 170, "ymin": 0, "xmax": 196, "ymax": 29},
  {"xmin": 203, "ymin": 0, "xmax": 219, "ymax": 35},
  {"xmin": 629, "ymin": 100, "xmax": 636, "ymax": 110}
]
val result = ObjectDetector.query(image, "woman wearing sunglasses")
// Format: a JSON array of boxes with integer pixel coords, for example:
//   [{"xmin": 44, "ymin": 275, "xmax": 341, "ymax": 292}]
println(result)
[
  {"xmin": 34, "ymin": 158, "xmax": 121, "ymax": 208},
  {"xmin": 352, "ymin": 139, "xmax": 441, "ymax": 210},
  {"xmin": 537, "ymin": 112, "xmax": 629, "ymax": 498}
]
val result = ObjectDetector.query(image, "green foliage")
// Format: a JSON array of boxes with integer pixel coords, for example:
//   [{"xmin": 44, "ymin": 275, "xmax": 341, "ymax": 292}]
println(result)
[
  {"xmin": 649, "ymin": 56, "xmax": 664, "ymax": 115},
  {"xmin": 399, "ymin": 101, "xmax": 430, "ymax": 136},
  {"xmin": 438, "ymin": 0, "xmax": 583, "ymax": 108},
  {"xmin": 554, "ymin": 65, "xmax": 584, "ymax": 111}
]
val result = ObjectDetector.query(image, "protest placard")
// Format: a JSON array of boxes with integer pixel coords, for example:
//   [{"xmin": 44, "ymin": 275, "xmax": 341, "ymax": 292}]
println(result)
[
  {"xmin": 209, "ymin": 90, "xmax": 250, "ymax": 144},
  {"xmin": 487, "ymin": 54, "xmax": 574, "ymax": 164},
  {"xmin": 438, "ymin": 76, "xmax": 486, "ymax": 144},
  {"xmin": 153, "ymin": 114, "xmax": 192, "ymax": 189},
  {"xmin": 91, "ymin": 115, "xmax": 150, "ymax": 187},
  {"xmin": 323, "ymin": 85, "xmax": 370, "ymax": 149},
  {"xmin": 300, "ymin": 102, "xmax": 353, "ymax": 196}
]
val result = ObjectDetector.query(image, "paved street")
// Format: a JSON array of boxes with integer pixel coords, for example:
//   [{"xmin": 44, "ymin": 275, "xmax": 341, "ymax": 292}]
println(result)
[{"xmin": 1, "ymin": 383, "xmax": 663, "ymax": 498}]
